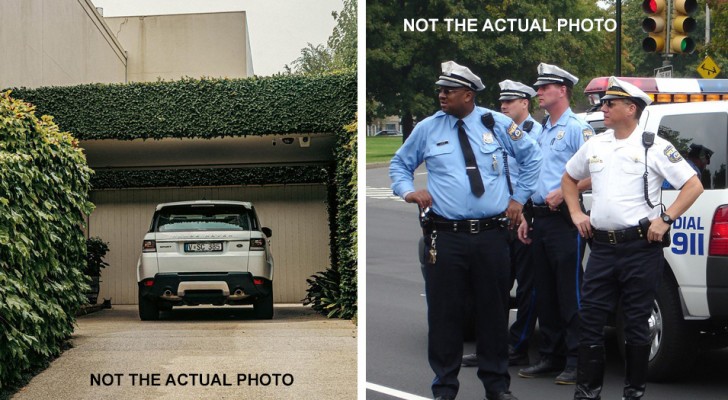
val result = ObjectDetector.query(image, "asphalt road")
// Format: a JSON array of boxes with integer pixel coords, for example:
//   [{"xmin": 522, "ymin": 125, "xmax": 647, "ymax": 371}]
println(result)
[{"xmin": 365, "ymin": 165, "xmax": 728, "ymax": 400}]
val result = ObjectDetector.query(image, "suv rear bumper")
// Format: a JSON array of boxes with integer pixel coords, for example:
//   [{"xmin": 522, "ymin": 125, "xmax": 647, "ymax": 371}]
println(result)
[{"xmin": 139, "ymin": 272, "xmax": 271, "ymax": 306}]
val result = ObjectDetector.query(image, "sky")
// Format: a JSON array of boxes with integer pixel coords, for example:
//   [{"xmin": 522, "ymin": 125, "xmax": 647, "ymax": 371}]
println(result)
[{"xmin": 91, "ymin": 0, "xmax": 343, "ymax": 76}]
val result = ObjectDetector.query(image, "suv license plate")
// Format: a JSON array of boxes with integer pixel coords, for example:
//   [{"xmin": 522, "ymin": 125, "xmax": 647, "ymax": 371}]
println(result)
[{"xmin": 184, "ymin": 242, "xmax": 223, "ymax": 252}]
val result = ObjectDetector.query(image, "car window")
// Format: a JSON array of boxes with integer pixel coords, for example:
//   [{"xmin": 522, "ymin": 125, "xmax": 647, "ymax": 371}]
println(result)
[
  {"xmin": 155, "ymin": 205, "xmax": 253, "ymax": 232},
  {"xmin": 587, "ymin": 119, "xmax": 608, "ymax": 135},
  {"xmin": 657, "ymin": 112, "xmax": 728, "ymax": 190}
]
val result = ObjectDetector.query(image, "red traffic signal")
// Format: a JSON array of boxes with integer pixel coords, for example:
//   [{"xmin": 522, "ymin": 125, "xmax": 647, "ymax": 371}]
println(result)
[{"xmin": 642, "ymin": 0, "xmax": 667, "ymax": 53}]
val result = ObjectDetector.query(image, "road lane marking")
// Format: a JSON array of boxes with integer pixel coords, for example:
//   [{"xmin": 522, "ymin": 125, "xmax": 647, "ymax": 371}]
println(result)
[
  {"xmin": 366, "ymin": 382, "xmax": 431, "ymax": 400},
  {"xmin": 366, "ymin": 186, "xmax": 404, "ymax": 202}
]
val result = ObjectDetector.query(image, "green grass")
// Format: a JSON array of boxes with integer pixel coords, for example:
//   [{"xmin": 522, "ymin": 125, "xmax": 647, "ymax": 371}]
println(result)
[{"xmin": 366, "ymin": 136, "xmax": 405, "ymax": 164}]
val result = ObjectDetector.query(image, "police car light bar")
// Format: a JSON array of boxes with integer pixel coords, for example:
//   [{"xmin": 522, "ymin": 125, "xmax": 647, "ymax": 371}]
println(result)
[{"xmin": 585, "ymin": 77, "xmax": 728, "ymax": 105}]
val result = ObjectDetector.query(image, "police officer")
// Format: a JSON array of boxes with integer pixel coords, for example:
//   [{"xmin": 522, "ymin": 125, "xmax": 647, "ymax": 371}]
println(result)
[
  {"xmin": 390, "ymin": 61, "xmax": 542, "ymax": 400},
  {"xmin": 462, "ymin": 80, "xmax": 542, "ymax": 369},
  {"xmin": 563, "ymin": 77, "xmax": 703, "ymax": 400},
  {"xmin": 517, "ymin": 63, "xmax": 593, "ymax": 385}
]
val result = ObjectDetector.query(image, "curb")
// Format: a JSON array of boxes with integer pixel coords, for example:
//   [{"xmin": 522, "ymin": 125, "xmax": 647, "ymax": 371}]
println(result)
[{"xmin": 76, "ymin": 303, "xmax": 106, "ymax": 316}]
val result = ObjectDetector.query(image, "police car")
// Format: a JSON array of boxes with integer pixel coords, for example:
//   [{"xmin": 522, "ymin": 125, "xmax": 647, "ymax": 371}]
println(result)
[{"xmin": 579, "ymin": 99, "xmax": 728, "ymax": 381}]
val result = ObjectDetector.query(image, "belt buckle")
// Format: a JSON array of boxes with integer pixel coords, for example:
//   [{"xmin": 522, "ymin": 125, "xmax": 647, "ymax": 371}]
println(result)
[
  {"xmin": 608, "ymin": 230, "xmax": 617, "ymax": 245},
  {"xmin": 468, "ymin": 220, "xmax": 480, "ymax": 234}
]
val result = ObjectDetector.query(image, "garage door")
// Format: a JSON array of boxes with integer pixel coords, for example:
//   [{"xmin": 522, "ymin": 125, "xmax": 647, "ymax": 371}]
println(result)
[{"xmin": 88, "ymin": 184, "xmax": 330, "ymax": 304}]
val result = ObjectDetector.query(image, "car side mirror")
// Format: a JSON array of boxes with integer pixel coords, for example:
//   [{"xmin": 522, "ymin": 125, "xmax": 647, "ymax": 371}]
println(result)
[{"xmin": 262, "ymin": 227, "xmax": 272, "ymax": 238}]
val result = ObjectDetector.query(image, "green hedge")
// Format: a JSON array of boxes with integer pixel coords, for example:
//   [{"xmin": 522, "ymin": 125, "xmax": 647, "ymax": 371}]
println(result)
[
  {"xmin": 304, "ymin": 118, "xmax": 357, "ymax": 319},
  {"xmin": 0, "ymin": 92, "xmax": 93, "ymax": 390},
  {"xmin": 8, "ymin": 73, "xmax": 356, "ymax": 140},
  {"xmin": 91, "ymin": 165, "xmax": 329, "ymax": 189}
]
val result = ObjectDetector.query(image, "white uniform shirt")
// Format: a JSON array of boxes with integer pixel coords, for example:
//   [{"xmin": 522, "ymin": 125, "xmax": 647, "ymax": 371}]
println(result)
[{"xmin": 565, "ymin": 127, "xmax": 696, "ymax": 230}]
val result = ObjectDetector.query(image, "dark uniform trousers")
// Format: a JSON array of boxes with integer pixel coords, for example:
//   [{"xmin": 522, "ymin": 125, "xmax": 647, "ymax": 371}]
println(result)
[
  {"xmin": 531, "ymin": 214, "xmax": 585, "ymax": 367},
  {"xmin": 425, "ymin": 228, "xmax": 511, "ymax": 398},
  {"xmin": 579, "ymin": 239, "xmax": 664, "ymax": 345},
  {"xmin": 508, "ymin": 231, "xmax": 537, "ymax": 355}
]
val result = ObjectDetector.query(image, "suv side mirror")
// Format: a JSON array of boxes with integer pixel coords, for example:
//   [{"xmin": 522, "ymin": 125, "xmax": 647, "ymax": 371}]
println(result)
[{"xmin": 261, "ymin": 227, "xmax": 272, "ymax": 238}]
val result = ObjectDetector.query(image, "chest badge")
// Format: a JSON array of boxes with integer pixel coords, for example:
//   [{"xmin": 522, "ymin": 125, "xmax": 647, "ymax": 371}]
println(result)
[
  {"xmin": 588, "ymin": 155, "xmax": 602, "ymax": 164},
  {"xmin": 482, "ymin": 132, "xmax": 494, "ymax": 144},
  {"xmin": 556, "ymin": 130, "xmax": 565, "ymax": 140}
]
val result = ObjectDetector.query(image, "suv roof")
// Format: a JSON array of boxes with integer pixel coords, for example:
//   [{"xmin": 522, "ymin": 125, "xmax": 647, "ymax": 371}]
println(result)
[{"xmin": 155, "ymin": 200, "xmax": 253, "ymax": 211}]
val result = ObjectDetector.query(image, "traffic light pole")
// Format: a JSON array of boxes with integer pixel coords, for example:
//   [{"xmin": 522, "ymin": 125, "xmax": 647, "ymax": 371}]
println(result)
[
  {"xmin": 664, "ymin": 0, "xmax": 672, "ymax": 62},
  {"xmin": 616, "ymin": 0, "xmax": 622, "ymax": 76}
]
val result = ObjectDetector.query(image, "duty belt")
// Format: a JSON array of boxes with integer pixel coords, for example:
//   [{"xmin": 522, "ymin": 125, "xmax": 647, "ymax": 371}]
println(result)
[
  {"xmin": 428, "ymin": 215, "xmax": 506, "ymax": 234},
  {"xmin": 531, "ymin": 204, "xmax": 561, "ymax": 218},
  {"xmin": 592, "ymin": 226, "xmax": 645, "ymax": 245}
]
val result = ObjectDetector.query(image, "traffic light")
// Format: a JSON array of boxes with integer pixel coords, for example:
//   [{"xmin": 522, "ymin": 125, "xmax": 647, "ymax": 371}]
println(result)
[
  {"xmin": 671, "ymin": 0, "xmax": 697, "ymax": 54},
  {"xmin": 641, "ymin": 0, "xmax": 667, "ymax": 52}
]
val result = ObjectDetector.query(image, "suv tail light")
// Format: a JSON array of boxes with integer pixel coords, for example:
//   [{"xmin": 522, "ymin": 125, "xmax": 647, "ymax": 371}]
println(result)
[
  {"xmin": 142, "ymin": 240, "xmax": 156, "ymax": 253},
  {"xmin": 709, "ymin": 205, "xmax": 728, "ymax": 256},
  {"xmin": 250, "ymin": 238, "xmax": 265, "ymax": 251}
]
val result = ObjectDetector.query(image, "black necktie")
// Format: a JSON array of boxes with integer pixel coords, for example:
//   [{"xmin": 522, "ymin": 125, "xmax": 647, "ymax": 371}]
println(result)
[{"xmin": 456, "ymin": 119, "xmax": 485, "ymax": 197}]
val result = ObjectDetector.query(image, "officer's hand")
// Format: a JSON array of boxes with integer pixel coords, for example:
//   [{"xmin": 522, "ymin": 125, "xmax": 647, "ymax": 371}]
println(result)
[
  {"xmin": 517, "ymin": 214, "xmax": 532, "ymax": 244},
  {"xmin": 571, "ymin": 212, "xmax": 592, "ymax": 238},
  {"xmin": 648, "ymin": 218, "xmax": 670, "ymax": 242},
  {"xmin": 506, "ymin": 199, "xmax": 523, "ymax": 230},
  {"xmin": 404, "ymin": 190, "xmax": 433, "ymax": 209},
  {"xmin": 545, "ymin": 189, "xmax": 564, "ymax": 210}
]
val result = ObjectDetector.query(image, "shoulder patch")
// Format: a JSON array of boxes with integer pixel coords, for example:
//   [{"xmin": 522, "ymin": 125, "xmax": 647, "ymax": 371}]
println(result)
[
  {"xmin": 663, "ymin": 144, "xmax": 683, "ymax": 163},
  {"xmin": 507, "ymin": 122, "xmax": 523, "ymax": 141},
  {"xmin": 582, "ymin": 128, "xmax": 594, "ymax": 142}
]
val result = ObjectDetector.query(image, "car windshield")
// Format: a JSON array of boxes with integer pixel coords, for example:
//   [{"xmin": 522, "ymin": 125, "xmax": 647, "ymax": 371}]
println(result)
[{"xmin": 155, "ymin": 205, "xmax": 253, "ymax": 232}]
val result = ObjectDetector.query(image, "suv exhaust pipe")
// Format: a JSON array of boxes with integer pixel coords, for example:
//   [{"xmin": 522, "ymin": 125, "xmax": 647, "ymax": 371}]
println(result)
[{"xmin": 229, "ymin": 288, "xmax": 247, "ymax": 300}]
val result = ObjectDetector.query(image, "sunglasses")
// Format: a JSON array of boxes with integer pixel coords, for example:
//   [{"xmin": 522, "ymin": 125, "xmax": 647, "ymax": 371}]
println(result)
[
  {"xmin": 601, "ymin": 99, "xmax": 635, "ymax": 108},
  {"xmin": 436, "ymin": 87, "xmax": 468, "ymax": 95}
]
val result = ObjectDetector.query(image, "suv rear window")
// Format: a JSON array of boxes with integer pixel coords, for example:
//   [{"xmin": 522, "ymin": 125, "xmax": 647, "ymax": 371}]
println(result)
[
  {"xmin": 154, "ymin": 205, "xmax": 255, "ymax": 232},
  {"xmin": 657, "ymin": 112, "xmax": 727, "ymax": 190}
]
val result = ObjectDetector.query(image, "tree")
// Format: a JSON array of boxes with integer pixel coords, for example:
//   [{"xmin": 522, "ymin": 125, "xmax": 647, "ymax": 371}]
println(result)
[
  {"xmin": 367, "ymin": 0, "xmax": 613, "ymax": 137},
  {"xmin": 287, "ymin": 44, "xmax": 334, "ymax": 75},
  {"xmin": 288, "ymin": 0, "xmax": 357, "ymax": 74},
  {"xmin": 328, "ymin": 0, "xmax": 357, "ymax": 70}
]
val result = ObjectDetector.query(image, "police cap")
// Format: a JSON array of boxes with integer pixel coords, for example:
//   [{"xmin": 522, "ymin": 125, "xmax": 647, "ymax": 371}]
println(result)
[
  {"xmin": 533, "ymin": 63, "xmax": 579, "ymax": 88},
  {"xmin": 436, "ymin": 61, "xmax": 485, "ymax": 92},
  {"xmin": 499, "ymin": 79, "xmax": 537, "ymax": 101},
  {"xmin": 600, "ymin": 76, "xmax": 653, "ymax": 109}
]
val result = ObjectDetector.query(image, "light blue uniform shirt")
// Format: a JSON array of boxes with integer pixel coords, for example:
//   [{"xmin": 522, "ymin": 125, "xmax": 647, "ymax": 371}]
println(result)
[
  {"xmin": 507, "ymin": 114, "xmax": 543, "ymax": 188},
  {"xmin": 532, "ymin": 108, "xmax": 593, "ymax": 204},
  {"xmin": 390, "ymin": 106, "xmax": 542, "ymax": 220}
]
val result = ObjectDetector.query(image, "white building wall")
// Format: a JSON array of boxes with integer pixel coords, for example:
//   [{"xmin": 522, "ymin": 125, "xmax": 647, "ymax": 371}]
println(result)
[
  {"xmin": 104, "ymin": 12, "xmax": 252, "ymax": 82},
  {"xmin": 0, "ymin": 0, "xmax": 126, "ymax": 88}
]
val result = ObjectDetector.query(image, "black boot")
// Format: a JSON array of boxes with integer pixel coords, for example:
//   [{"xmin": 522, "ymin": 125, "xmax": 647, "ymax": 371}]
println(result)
[
  {"xmin": 573, "ymin": 345, "xmax": 605, "ymax": 400},
  {"xmin": 623, "ymin": 343, "xmax": 650, "ymax": 400}
]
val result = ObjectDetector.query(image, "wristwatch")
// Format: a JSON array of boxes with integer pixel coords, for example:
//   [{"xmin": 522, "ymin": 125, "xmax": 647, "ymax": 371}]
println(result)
[{"xmin": 661, "ymin": 212, "xmax": 675, "ymax": 225}]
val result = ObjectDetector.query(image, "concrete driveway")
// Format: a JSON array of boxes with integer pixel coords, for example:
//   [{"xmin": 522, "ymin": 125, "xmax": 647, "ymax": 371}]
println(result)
[{"xmin": 12, "ymin": 305, "xmax": 356, "ymax": 400}]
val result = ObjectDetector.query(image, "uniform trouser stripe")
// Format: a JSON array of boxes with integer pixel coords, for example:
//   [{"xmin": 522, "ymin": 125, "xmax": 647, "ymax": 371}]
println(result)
[
  {"xmin": 514, "ymin": 287, "xmax": 537, "ymax": 347},
  {"xmin": 576, "ymin": 233, "xmax": 582, "ymax": 309}
]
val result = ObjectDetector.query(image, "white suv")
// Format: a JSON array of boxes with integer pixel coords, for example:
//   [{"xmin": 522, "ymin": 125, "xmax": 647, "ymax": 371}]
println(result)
[{"xmin": 136, "ymin": 200, "xmax": 274, "ymax": 320}]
